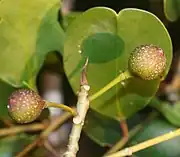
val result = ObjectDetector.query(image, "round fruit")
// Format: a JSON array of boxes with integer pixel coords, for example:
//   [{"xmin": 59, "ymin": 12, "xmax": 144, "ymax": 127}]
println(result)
[
  {"xmin": 128, "ymin": 44, "xmax": 166, "ymax": 80},
  {"xmin": 8, "ymin": 89, "xmax": 45, "ymax": 123}
]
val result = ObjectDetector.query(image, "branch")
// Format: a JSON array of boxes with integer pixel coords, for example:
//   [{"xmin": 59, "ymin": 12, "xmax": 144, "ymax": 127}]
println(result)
[
  {"xmin": 105, "ymin": 120, "xmax": 129, "ymax": 155},
  {"xmin": 104, "ymin": 111, "xmax": 158, "ymax": 156},
  {"xmin": 16, "ymin": 138, "xmax": 41, "ymax": 157},
  {"xmin": 16, "ymin": 110, "xmax": 73, "ymax": 157},
  {"xmin": 64, "ymin": 85, "xmax": 90, "ymax": 157},
  {"xmin": 64, "ymin": 58, "xmax": 90, "ymax": 157},
  {"xmin": 44, "ymin": 141, "xmax": 59, "ymax": 157},
  {"xmin": 41, "ymin": 108, "xmax": 74, "ymax": 138},
  {"xmin": 0, "ymin": 123, "xmax": 47, "ymax": 137},
  {"xmin": 106, "ymin": 124, "xmax": 180, "ymax": 157}
]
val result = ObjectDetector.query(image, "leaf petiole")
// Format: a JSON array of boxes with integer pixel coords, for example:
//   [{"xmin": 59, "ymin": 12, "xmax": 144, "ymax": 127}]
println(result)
[
  {"xmin": 45, "ymin": 101, "xmax": 77, "ymax": 116},
  {"xmin": 89, "ymin": 70, "xmax": 133, "ymax": 102}
]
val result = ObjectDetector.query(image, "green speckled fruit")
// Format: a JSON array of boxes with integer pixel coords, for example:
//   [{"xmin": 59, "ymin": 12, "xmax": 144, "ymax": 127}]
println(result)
[
  {"xmin": 129, "ymin": 44, "xmax": 166, "ymax": 80},
  {"xmin": 8, "ymin": 89, "xmax": 46, "ymax": 124}
]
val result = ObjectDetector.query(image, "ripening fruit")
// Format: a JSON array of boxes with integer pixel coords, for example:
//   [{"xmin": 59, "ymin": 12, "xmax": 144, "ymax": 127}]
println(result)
[
  {"xmin": 128, "ymin": 44, "xmax": 166, "ymax": 80},
  {"xmin": 8, "ymin": 89, "xmax": 46, "ymax": 123}
]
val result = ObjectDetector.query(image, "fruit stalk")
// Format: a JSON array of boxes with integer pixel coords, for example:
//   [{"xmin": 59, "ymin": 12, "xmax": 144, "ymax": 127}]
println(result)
[
  {"xmin": 89, "ymin": 70, "xmax": 132, "ymax": 102},
  {"xmin": 45, "ymin": 101, "xmax": 77, "ymax": 116}
]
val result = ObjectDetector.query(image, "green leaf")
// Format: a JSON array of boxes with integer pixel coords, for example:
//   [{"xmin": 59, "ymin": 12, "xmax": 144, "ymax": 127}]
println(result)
[
  {"xmin": 0, "ymin": 134, "xmax": 35, "ymax": 157},
  {"xmin": 63, "ymin": 12, "xmax": 82, "ymax": 29},
  {"xmin": 150, "ymin": 98, "xmax": 180, "ymax": 127},
  {"xmin": 129, "ymin": 117, "xmax": 180, "ymax": 157},
  {"xmin": 84, "ymin": 109, "xmax": 121, "ymax": 147},
  {"xmin": 84, "ymin": 108, "xmax": 148, "ymax": 146},
  {"xmin": 64, "ymin": 7, "xmax": 172, "ymax": 120},
  {"xmin": 0, "ymin": 80, "xmax": 15, "ymax": 117},
  {"xmin": 164, "ymin": 0, "xmax": 180, "ymax": 21},
  {"xmin": 0, "ymin": 0, "xmax": 64, "ymax": 87}
]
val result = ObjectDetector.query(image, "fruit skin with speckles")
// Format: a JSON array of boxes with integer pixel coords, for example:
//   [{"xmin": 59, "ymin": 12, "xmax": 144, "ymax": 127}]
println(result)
[
  {"xmin": 8, "ymin": 89, "xmax": 46, "ymax": 124},
  {"xmin": 128, "ymin": 44, "xmax": 166, "ymax": 80}
]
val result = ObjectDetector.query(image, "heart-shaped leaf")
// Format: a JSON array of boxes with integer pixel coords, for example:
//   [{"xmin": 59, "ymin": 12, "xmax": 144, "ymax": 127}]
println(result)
[
  {"xmin": 64, "ymin": 7, "xmax": 172, "ymax": 120},
  {"xmin": 0, "ymin": 0, "xmax": 64, "ymax": 87}
]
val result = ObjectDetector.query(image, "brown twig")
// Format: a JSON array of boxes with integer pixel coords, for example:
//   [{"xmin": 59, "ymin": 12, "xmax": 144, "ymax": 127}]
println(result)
[
  {"xmin": 16, "ymin": 138, "xmax": 41, "ymax": 157},
  {"xmin": 16, "ymin": 110, "xmax": 74, "ymax": 157},
  {"xmin": 0, "ymin": 118, "xmax": 14, "ymax": 127},
  {"xmin": 104, "ymin": 120, "xmax": 129, "ymax": 155},
  {"xmin": 0, "ymin": 123, "xmax": 47, "ymax": 137},
  {"xmin": 0, "ymin": 118, "xmax": 15, "ymax": 137},
  {"xmin": 104, "ymin": 111, "xmax": 158, "ymax": 156},
  {"xmin": 120, "ymin": 120, "xmax": 129, "ymax": 138},
  {"xmin": 44, "ymin": 141, "xmax": 59, "ymax": 157}
]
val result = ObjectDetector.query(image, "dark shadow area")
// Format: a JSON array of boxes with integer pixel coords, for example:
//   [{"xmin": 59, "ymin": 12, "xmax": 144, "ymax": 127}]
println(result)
[
  {"xmin": 81, "ymin": 33, "xmax": 124, "ymax": 63},
  {"xmin": 36, "ymin": 51, "xmax": 77, "ymax": 106}
]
